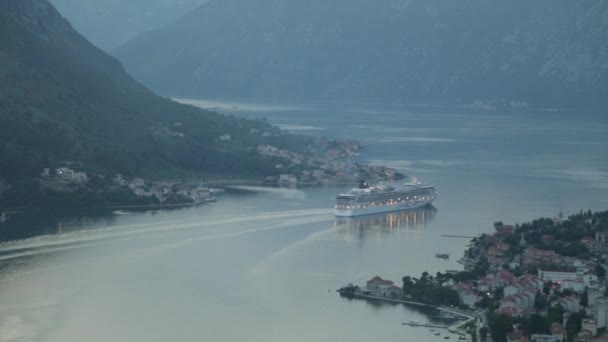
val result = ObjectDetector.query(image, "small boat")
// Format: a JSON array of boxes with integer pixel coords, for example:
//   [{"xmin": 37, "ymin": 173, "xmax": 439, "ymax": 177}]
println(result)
[
  {"xmin": 435, "ymin": 332, "xmax": 441, "ymax": 336},
  {"xmin": 403, "ymin": 320, "xmax": 420, "ymax": 326},
  {"xmin": 444, "ymin": 337, "xmax": 450, "ymax": 340},
  {"xmin": 435, "ymin": 253, "xmax": 449, "ymax": 259}
]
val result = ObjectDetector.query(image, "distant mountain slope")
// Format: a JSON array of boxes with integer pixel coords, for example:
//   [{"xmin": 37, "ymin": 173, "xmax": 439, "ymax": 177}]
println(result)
[
  {"xmin": 49, "ymin": 0, "xmax": 208, "ymax": 51},
  {"xmin": 0, "ymin": 0, "xmax": 310, "ymax": 205},
  {"xmin": 114, "ymin": 0, "xmax": 608, "ymax": 109}
]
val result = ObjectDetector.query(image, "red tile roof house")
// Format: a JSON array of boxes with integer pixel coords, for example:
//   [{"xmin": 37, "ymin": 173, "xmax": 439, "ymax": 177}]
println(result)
[
  {"xmin": 497, "ymin": 270, "xmax": 516, "ymax": 284},
  {"xmin": 523, "ymin": 247, "xmax": 562, "ymax": 266},
  {"xmin": 496, "ymin": 305, "xmax": 520, "ymax": 317},
  {"xmin": 365, "ymin": 276, "xmax": 401, "ymax": 297},
  {"xmin": 504, "ymin": 276, "xmax": 543, "ymax": 305},
  {"xmin": 366, "ymin": 276, "xmax": 393, "ymax": 290},
  {"xmin": 480, "ymin": 270, "xmax": 516, "ymax": 291},
  {"xmin": 496, "ymin": 224, "xmax": 514, "ymax": 237}
]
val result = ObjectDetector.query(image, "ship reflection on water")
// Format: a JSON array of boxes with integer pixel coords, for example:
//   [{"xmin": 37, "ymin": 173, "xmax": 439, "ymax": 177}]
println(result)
[{"xmin": 335, "ymin": 205, "xmax": 437, "ymax": 240}]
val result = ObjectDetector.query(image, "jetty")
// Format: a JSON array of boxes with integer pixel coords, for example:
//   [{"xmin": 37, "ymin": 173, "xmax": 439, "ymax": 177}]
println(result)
[
  {"xmin": 441, "ymin": 234, "xmax": 475, "ymax": 239},
  {"xmin": 402, "ymin": 322, "xmax": 447, "ymax": 329}
]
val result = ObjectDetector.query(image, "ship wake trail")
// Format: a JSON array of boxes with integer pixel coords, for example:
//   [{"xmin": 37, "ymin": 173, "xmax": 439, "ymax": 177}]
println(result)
[{"xmin": 0, "ymin": 208, "xmax": 332, "ymax": 262}]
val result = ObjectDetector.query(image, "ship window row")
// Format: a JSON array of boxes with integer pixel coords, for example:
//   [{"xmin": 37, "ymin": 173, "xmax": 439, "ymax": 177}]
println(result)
[
  {"xmin": 335, "ymin": 196, "xmax": 434, "ymax": 210},
  {"xmin": 362, "ymin": 191, "xmax": 431, "ymax": 200}
]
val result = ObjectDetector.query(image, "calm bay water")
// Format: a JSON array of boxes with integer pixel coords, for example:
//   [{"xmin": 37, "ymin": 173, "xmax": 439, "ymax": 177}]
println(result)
[{"xmin": 1, "ymin": 101, "xmax": 607, "ymax": 341}]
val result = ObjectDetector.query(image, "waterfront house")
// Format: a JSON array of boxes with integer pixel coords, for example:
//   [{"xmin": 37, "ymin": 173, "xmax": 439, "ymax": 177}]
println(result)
[
  {"xmin": 279, "ymin": 174, "xmax": 298, "ymax": 185},
  {"xmin": 385, "ymin": 285, "xmax": 402, "ymax": 298},
  {"xmin": 365, "ymin": 276, "xmax": 397, "ymax": 297}
]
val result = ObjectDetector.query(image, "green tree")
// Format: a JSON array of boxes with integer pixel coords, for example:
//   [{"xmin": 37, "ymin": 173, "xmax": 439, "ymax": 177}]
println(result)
[
  {"xmin": 487, "ymin": 313, "xmax": 514, "ymax": 342},
  {"xmin": 479, "ymin": 327, "xmax": 489, "ymax": 342},
  {"xmin": 596, "ymin": 264, "xmax": 606, "ymax": 280},
  {"xmin": 566, "ymin": 312, "xmax": 582, "ymax": 340},
  {"xmin": 547, "ymin": 305, "xmax": 565, "ymax": 324},
  {"xmin": 534, "ymin": 292, "xmax": 547, "ymax": 310},
  {"xmin": 526, "ymin": 314, "xmax": 549, "ymax": 335}
]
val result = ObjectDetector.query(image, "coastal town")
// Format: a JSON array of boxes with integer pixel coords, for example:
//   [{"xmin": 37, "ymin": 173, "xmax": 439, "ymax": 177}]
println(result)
[
  {"xmin": 257, "ymin": 137, "xmax": 404, "ymax": 185},
  {"xmin": 340, "ymin": 210, "xmax": 608, "ymax": 342},
  {"xmin": 19, "ymin": 137, "xmax": 403, "ymax": 209}
]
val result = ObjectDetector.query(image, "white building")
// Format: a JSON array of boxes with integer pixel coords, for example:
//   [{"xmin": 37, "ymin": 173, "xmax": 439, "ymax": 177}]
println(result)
[
  {"xmin": 459, "ymin": 289, "xmax": 480, "ymax": 307},
  {"xmin": 530, "ymin": 334, "xmax": 556, "ymax": 342},
  {"xmin": 366, "ymin": 276, "xmax": 396, "ymax": 296},
  {"xmin": 560, "ymin": 279, "xmax": 585, "ymax": 293},
  {"xmin": 583, "ymin": 272, "xmax": 599, "ymax": 287},
  {"xmin": 581, "ymin": 319, "xmax": 598, "ymax": 336},
  {"xmin": 279, "ymin": 174, "xmax": 298, "ymax": 185},
  {"xmin": 595, "ymin": 298, "xmax": 608, "ymax": 329},
  {"xmin": 588, "ymin": 287, "xmax": 604, "ymax": 308},
  {"xmin": 538, "ymin": 268, "xmax": 578, "ymax": 283}
]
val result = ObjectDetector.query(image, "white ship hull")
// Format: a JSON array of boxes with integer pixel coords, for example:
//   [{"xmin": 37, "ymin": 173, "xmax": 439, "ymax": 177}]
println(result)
[{"xmin": 334, "ymin": 197, "xmax": 435, "ymax": 217}]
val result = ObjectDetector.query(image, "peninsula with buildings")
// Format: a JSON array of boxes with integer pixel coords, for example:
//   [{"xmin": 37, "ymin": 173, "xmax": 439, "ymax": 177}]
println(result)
[
  {"xmin": 340, "ymin": 210, "xmax": 608, "ymax": 342},
  {"xmin": 1, "ymin": 136, "xmax": 403, "ymax": 210}
]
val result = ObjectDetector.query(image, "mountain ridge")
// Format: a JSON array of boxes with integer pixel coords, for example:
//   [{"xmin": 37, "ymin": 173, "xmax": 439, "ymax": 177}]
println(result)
[
  {"xmin": 114, "ymin": 0, "xmax": 608, "ymax": 110},
  {"xmin": 49, "ymin": 0, "xmax": 208, "ymax": 51}
]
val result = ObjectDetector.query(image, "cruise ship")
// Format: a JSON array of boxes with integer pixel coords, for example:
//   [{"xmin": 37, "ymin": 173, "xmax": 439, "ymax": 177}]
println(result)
[{"xmin": 334, "ymin": 179, "xmax": 437, "ymax": 217}]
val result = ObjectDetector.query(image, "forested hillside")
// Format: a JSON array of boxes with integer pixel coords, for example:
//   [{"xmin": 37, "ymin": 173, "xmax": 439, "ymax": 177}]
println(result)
[{"xmin": 0, "ymin": 0, "xmax": 309, "ymax": 206}]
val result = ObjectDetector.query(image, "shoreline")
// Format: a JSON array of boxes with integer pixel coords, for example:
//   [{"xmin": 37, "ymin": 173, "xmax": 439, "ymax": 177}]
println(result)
[
  {"xmin": 339, "ymin": 291, "xmax": 477, "ymax": 335},
  {"xmin": 0, "ymin": 179, "xmax": 367, "ymax": 213}
]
